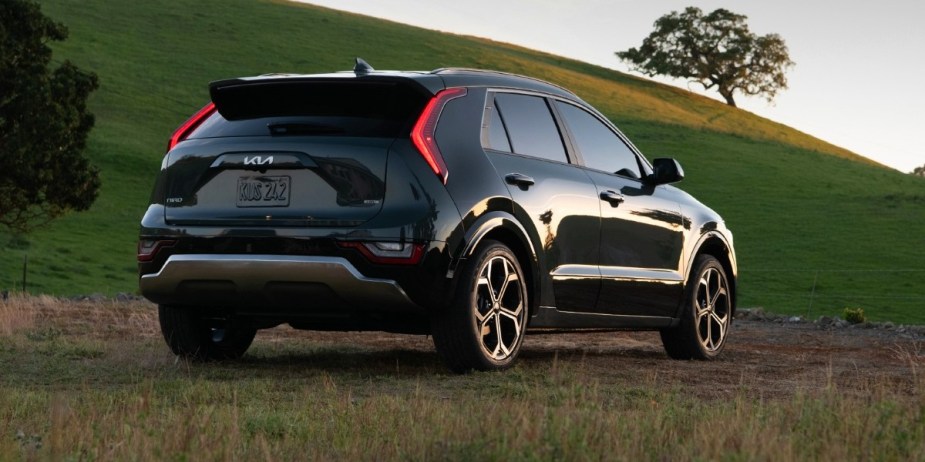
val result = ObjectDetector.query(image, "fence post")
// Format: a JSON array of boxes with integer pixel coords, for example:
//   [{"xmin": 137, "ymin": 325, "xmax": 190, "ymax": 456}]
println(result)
[
  {"xmin": 806, "ymin": 270, "xmax": 819, "ymax": 319},
  {"xmin": 22, "ymin": 254, "xmax": 28, "ymax": 293}
]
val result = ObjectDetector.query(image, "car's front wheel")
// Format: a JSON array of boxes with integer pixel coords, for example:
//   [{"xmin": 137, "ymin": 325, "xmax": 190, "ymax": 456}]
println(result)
[
  {"xmin": 660, "ymin": 255, "xmax": 732, "ymax": 360},
  {"xmin": 432, "ymin": 240, "xmax": 528, "ymax": 373},
  {"xmin": 158, "ymin": 305, "xmax": 257, "ymax": 361}
]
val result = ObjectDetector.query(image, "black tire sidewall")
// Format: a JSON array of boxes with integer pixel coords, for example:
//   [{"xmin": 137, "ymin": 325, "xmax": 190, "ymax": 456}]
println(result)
[{"xmin": 158, "ymin": 305, "xmax": 256, "ymax": 361}]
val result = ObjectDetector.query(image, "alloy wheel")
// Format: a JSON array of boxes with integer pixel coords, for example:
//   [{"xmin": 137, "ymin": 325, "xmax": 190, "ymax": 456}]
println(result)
[
  {"xmin": 474, "ymin": 255, "xmax": 526, "ymax": 361},
  {"xmin": 695, "ymin": 266, "xmax": 731, "ymax": 353}
]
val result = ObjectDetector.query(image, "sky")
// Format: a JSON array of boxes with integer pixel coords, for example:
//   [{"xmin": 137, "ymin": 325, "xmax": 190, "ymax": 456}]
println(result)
[{"xmin": 296, "ymin": 0, "xmax": 924, "ymax": 173}]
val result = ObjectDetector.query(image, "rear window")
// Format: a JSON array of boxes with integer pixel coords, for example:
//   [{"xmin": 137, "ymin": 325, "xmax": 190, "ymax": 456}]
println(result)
[{"xmin": 189, "ymin": 81, "xmax": 428, "ymax": 139}]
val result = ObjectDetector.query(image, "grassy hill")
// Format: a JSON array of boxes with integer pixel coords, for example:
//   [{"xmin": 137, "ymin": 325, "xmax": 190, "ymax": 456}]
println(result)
[{"xmin": 3, "ymin": 0, "xmax": 924, "ymax": 323}]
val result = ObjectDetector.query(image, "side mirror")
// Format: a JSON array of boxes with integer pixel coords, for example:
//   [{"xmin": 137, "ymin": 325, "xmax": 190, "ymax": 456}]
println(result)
[{"xmin": 649, "ymin": 158, "xmax": 685, "ymax": 185}]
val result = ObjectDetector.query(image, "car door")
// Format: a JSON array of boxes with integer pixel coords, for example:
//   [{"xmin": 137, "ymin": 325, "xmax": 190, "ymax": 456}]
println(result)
[
  {"xmin": 553, "ymin": 100, "xmax": 685, "ymax": 317},
  {"xmin": 483, "ymin": 92, "xmax": 602, "ymax": 311}
]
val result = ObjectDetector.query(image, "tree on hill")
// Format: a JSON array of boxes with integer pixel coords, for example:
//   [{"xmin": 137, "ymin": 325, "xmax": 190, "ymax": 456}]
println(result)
[
  {"xmin": 617, "ymin": 7, "xmax": 795, "ymax": 107},
  {"xmin": 913, "ymin": 165, "xmax": 925, "ymax": 177},
  {"xmin": 0, "ymin": 0, "xmax": 100, "ymax": 233}
]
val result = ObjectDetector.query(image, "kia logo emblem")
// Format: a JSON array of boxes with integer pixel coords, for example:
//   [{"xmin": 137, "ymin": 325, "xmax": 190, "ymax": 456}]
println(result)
[{"xmin": 244, "ymin": 155, "xmax": 273, "ymax": 166}]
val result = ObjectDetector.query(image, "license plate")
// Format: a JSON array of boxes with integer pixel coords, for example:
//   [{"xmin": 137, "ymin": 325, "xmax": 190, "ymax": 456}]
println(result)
[{"xmin": 236, "ymin": 176, "xmax": 290, "ymax": 207}]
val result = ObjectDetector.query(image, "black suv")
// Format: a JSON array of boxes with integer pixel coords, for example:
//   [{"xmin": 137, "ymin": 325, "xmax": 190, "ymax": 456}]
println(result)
[{"xmin": 139, "ymin": 60, "xmax": 737, "ymax": 372}]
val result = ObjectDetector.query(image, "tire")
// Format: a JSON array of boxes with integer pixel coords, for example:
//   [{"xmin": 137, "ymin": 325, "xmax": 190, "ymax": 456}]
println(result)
[
  {"xmin": 660, "ymin": 255, "xmax": 732, "ymax": 360},
  {"xmin": 432, "ymin": 240, "xmax": 529, "ymax": 373},
  {"xmin": 158, "ymin": 305, "xmax": 257, "ymax": 361}
]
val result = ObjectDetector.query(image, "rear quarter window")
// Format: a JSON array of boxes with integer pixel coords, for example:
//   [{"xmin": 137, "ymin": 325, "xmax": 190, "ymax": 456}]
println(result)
[{"xmin": 484, "ymin": 105, "xmax": 512, "ymax": 152}]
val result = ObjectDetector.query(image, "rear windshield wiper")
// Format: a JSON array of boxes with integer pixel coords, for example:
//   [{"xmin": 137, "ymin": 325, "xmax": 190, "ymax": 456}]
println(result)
[{"xmin": 268, "ymin": 123, "xmax": 345, "ymax": 136}]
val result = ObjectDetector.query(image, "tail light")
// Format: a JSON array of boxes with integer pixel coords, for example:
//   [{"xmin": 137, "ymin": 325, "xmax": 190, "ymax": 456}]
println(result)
[
  {"xmin": 337, "ymin": 241, "xmax": 425, "ymax": 265},
  {"xmin": 166, "ymin": 102, "xmax": 216, "ymax": 152},
  {"xmin": 411, "ymin": 87, "xmax": 467, "ymax": 184}
]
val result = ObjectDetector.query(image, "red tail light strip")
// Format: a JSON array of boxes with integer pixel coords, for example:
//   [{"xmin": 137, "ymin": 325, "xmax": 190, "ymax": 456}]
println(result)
[
  {"xmin": 411, "ymin": 87, "xmax": 467, "ymax": 184},
  {"xmin": 167, "ymin": 102, "xmax": 216, "ymax": 152}
]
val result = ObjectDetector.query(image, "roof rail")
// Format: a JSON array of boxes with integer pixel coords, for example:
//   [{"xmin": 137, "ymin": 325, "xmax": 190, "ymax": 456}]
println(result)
[{"xmin": 431, "ymin": 67, "xmax": 576, "ymax": 96}]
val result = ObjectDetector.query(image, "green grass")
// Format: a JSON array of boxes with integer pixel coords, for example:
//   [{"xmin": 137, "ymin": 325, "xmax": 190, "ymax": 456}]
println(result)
[
  {"xmin": 2, "ymin": 297, "xmax": 923, "ymax": 461},
  {"xmin": 2, "ymin": 0, "xmax": 924, "ymax": 322}
]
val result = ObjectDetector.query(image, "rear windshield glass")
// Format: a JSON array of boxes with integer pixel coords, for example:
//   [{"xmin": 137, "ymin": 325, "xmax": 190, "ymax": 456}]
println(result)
[{"xmin": 189, "ymin": 81, "xmax": 428, "ymax": 139}]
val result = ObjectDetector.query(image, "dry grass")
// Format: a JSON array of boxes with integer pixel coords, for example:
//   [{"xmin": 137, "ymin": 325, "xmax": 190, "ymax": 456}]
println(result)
[
  {"xmin": 2, "ymin": 367, "xmax": 923, "ymax": 461},
  {"xmin": 890, "ymin": 341, "xmax": 925, "ymax": 384},
  {"xmin": 0, "ymin": 293, "xmax": 42, "ymax": 336},
  {"xmin": 1, "ymin": 294, "xmax": 157, "ymax": 339},
  {"xmin": 1, "ymin": 296, "xmax": 923, "ymax": 461}
]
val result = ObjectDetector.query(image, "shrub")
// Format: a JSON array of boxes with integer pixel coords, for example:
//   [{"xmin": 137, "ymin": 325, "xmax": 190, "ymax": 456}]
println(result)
[{"xmin": 843, "ymin": 307, "xmax": 866, "ymax": 324}]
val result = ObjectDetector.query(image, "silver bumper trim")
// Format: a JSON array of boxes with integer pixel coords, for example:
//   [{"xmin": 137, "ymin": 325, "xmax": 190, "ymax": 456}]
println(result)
[{"xmin": 140, "ymin": 254, "xmax": 415, "ymax": 308}]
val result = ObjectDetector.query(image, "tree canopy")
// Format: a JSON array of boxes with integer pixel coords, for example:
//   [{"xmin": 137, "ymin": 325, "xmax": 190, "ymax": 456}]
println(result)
[
  {"xmin": 617, "ymin": 7, "xmax": 794, "ymax": 107},
  {"xmin": 0, "ymin": 0, "xmax": 100, "ymax": 233}
]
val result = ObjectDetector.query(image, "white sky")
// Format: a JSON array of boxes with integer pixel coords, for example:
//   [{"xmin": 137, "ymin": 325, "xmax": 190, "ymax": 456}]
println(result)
[{"xmin": 295, "ymin": 0, "xmax": 925, "ymax": 172}]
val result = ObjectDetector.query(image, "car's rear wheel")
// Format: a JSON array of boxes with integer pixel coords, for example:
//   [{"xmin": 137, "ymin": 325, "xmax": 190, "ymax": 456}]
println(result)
[
  {"xmin": 660, "ymin": 255, "xmax": 731, "ymax": 360},
  {"xmin": 158, "ymin": 305, "xmax": 257, "ymax": 361},
  {"xmin": 432, "ymin": 240, "xmax": 528, "ymax": 373}
]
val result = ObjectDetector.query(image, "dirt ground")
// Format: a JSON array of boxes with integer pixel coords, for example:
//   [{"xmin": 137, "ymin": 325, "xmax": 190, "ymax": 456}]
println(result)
[
  {"xmin": 270, "ymin": 315, "xmax": 925, "ymax": 399},
  {"xmin": 11, "ymin": 297, "xmax": 925, "ymax": 399}
]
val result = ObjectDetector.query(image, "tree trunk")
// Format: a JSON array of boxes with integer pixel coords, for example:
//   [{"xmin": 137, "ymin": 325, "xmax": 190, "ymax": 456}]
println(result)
[{"xmin": 718, "ymin": 87, "xmax": 737, "ymax": 107}]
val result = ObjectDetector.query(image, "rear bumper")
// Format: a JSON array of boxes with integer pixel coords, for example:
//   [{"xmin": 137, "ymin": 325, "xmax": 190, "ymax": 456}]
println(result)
[{"xmin": 139, "ymin": 254, "xmax": 421, "ymax": 314}]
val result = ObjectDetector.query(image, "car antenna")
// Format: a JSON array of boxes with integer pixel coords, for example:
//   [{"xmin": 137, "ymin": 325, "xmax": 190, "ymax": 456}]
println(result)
[{"xmin": 354, "ymin": 57, "xmax": 374, "ymax": 75}]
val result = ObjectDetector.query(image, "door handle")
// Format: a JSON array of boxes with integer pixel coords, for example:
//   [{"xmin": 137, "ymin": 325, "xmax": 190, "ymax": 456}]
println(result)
[
  {"xmin": 505, "ymin": 173, "xmax": 535, "ymax": 189},
  {"xmin": 599, "ymin": 190, "xmax": 625, "ymax": 206}
]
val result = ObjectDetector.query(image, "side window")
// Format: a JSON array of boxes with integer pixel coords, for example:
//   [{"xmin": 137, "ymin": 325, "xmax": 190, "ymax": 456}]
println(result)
[
  {"xmin": 494, "ymin": 93, "xmax": 568, "ymax": 163},
  {"xmin": 555, "ymin": 101, "xmax": 640, "ymax": 179}
]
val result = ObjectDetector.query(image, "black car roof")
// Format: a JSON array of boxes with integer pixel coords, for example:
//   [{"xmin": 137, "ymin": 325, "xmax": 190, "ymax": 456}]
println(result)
[{"xmin": 210, "ymin": 65, "xmax": 582, "ymax": 103}]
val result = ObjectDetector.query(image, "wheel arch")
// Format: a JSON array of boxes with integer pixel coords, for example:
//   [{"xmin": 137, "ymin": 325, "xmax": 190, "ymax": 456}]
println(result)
[
  {"xmin": 453, "ymin": 212, "xmax": 539, "ymax": 317},
  {"xmin": 688, "ymin": 232, "xmax": 738, "ymax": 316}
]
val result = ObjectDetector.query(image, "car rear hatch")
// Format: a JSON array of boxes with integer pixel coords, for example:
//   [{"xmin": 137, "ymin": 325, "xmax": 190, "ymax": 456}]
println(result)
[{"xmin": 162, "ymin": 77, "xmax": 433, "ymax": 227}]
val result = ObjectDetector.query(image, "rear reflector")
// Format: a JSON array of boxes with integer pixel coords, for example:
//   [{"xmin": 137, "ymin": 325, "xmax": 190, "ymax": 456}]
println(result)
[
  {"xmin": 137, "ymin": 239, "xmax": 176, "ymax": 262},
  {"xmin": 337, "ymin": 241, "xmax": 425, "ymax": 265},
  {"xmin": 167, "ymin": 102, "xmax": 216, "ymax": 152},
  {"xmin": 411, "ymin": 87, "xmax": 467, "ymax": 184}
]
